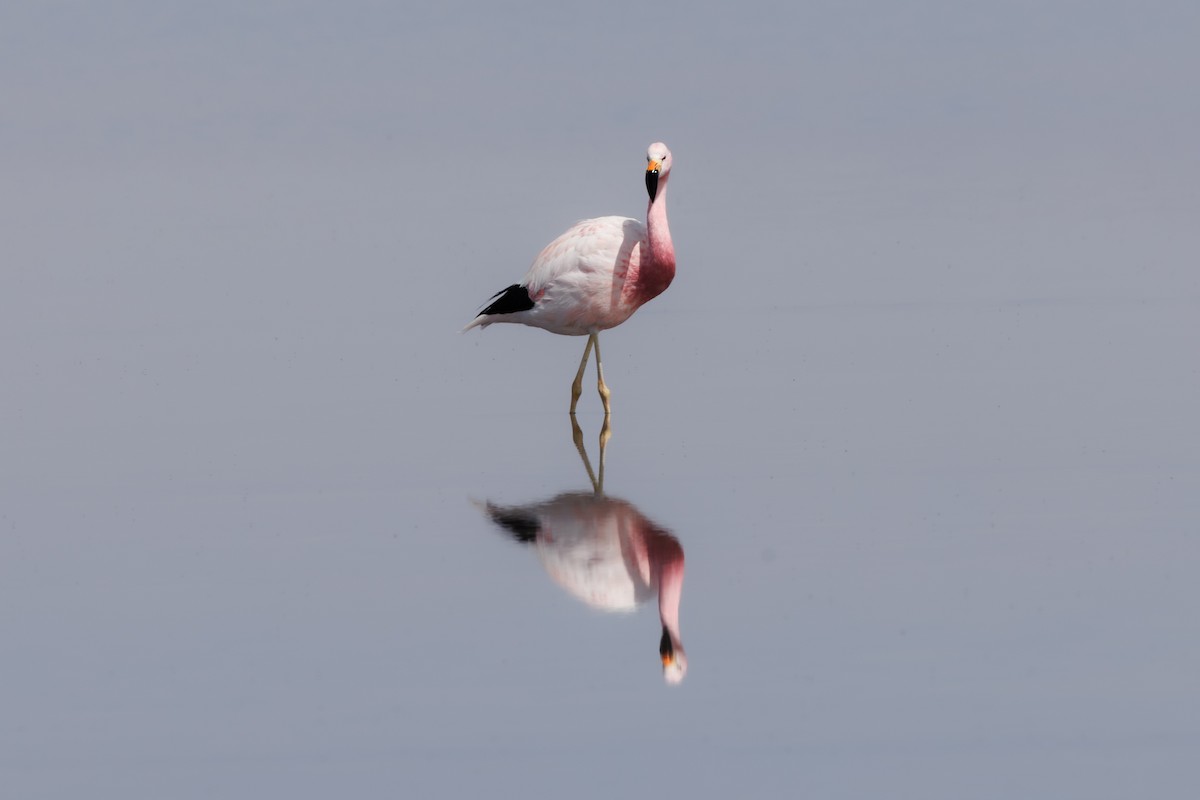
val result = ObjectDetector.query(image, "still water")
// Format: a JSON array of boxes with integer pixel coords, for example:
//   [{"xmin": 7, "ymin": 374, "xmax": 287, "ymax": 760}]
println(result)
[
  {"xmin": 4, "ymin": 285, "xmax": 1196, "ymax": 796},
  {"xmin": 3, "ymin": 6, "xmax": 1198, "ymax": 791}
]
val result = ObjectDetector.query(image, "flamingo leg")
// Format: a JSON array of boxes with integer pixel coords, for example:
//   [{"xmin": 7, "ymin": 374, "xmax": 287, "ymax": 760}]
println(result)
[
  {"xmin": 570, "ymin": 335, "xmax": 595, "ymax": 415},
  {"xmin": 593, "ymin": 334, "xmax": 612, "ymax": 418}
]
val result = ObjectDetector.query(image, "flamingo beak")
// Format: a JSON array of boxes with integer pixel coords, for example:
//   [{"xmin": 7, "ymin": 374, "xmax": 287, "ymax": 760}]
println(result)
[{"xmin": 645, "ymin": 161, "xmax": 661, "ymax": 202}]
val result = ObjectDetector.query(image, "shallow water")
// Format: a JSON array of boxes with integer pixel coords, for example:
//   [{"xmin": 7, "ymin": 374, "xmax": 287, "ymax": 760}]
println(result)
[
  {"xmin": 6, "ymin": 291, "xmax": 1197, "ymax": 797},
  {"xmin": 3, "ymin": 4, "xmax": 1199, "ymax": 797}
]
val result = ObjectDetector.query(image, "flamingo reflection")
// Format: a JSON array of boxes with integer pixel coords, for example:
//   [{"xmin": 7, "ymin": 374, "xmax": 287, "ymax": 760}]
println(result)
[{"xmin": 477, "ymin": 419, "xmax": 687, "ymax": 684}]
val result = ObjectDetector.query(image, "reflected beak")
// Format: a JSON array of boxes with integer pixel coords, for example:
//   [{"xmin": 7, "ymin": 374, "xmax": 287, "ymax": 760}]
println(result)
[
  {"xmin": 659, "ymin": 626, "xmax": 673, "ymax": 666},
  {"xmin": 645, "ymin": 161, "xmax": 660, "ymax": 202}
]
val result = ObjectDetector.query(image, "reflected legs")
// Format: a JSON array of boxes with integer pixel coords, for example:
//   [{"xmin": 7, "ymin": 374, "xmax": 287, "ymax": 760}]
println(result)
[
  {"xmin": 571, "ymin": 414, "xmax": 608, "ymax": 495},
  {"xmin": 598, "ymin": 414, "xmax": 609, "ymax": 488},
  {"xmin": 571, "ymin": 417, "xmax": 600, "ymax": 491}
]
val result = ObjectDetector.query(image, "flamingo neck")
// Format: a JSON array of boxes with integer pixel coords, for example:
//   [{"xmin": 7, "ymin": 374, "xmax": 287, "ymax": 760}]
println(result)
[{"xmin": 638, "ymin": 181, "xmax": 676, "ymax": 302}]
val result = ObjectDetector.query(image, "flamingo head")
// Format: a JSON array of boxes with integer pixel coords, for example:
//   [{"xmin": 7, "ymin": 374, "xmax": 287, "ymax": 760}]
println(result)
[
  {"xmin": 645, "ymin": 142, "xmax": 672, "ymax": 202},
  {"xmin": 659, "ymin": 625, "xmax": 687, "ymax": 685}
]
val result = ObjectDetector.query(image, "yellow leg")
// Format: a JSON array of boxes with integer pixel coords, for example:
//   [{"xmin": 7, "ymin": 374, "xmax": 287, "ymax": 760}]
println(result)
[
  {"xmin": 593, "ymin": 334, "xmax": 612, "ymax": 418},
  {"xmin": 570, "ymin": 335, "xmax": 594, "ymax": 416}
]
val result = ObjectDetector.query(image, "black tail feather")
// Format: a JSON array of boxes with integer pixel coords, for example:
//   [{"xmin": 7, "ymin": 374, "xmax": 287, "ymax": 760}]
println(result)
[{"xmin": 479, "ymin": 284, "xmax": 535, "ymax": 316}]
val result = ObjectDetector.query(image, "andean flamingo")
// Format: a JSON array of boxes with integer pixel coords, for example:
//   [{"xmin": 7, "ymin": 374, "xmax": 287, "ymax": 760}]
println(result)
[{"xmin": 464, "ymin": 143, "xmax": 677, "ymax": 417}]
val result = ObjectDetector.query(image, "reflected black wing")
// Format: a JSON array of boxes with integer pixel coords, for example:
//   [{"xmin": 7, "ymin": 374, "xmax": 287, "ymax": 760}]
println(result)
[{"xmin": 485, "ymin": 504, "xmax": 539, "ymax": 544}]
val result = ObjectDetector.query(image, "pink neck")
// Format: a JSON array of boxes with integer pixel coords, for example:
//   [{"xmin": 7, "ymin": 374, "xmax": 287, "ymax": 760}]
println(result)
[{"xmin": 638, "ymin": 180, "xmax": 676, "ymax": 302}]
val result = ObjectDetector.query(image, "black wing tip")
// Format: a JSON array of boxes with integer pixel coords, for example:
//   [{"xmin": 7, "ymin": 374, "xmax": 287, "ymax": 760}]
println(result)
[{"xmin": 478, "ymin": 284, "xmax": 534, "ymax": 317}]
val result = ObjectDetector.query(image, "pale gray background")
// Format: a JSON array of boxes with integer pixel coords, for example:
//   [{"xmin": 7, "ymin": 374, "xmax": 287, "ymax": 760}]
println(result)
[{"xmin": 2, "ymin": 2, "xmax": 1198, "ymax": 798}]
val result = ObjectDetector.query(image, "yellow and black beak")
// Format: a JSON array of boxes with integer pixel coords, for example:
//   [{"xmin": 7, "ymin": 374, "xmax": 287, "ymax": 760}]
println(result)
[{"xmin": 646, "ymin": 160, "xmax": 661, "ymax": 202}]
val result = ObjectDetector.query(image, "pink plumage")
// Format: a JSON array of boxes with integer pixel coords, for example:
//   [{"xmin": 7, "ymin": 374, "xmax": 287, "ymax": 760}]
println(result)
[{"xmin": 465, "ymin": 143, "xmax": 676, "ymax": 416}]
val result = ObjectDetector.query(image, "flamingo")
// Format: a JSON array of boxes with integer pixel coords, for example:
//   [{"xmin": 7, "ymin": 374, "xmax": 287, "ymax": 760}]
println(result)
[{"xmin": 464, "ymin": 143, "xmax": 677, "ymax": 417}]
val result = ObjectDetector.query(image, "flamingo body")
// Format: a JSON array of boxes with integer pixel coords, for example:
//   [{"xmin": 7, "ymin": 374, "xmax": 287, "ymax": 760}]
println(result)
[{"xmin": 468, "ymin": 215, "xmax": 668, "ymax": 336}]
